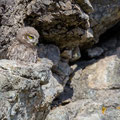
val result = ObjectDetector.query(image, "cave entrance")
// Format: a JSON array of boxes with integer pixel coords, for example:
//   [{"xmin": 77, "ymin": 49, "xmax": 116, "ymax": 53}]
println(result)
[
  {"xmin": 99, "ymin": 21, "xmax": 120, "ymax": 45},
  {"xmin": 80, "ymin": 21, "xmax": 120, "ymax": 62}
]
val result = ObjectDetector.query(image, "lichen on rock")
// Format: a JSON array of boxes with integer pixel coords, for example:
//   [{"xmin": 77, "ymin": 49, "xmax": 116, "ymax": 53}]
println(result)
[{"xmin": 1, "ymin": 0, "xmax": 120, "ymax": 120}]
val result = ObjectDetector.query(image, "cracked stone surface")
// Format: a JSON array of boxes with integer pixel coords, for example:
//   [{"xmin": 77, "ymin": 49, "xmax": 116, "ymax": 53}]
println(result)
[{"xmin": 1, "ymin": 0, "xmax": 120, "ymax": 120}]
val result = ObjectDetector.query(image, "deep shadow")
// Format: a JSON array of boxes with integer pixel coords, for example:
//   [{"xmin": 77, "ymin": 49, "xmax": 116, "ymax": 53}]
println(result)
[
  {"xmin": 99, "ymin": 21, "xmax": 120, "ymax": 43},
  {"xmin": 51, "ymin": 79, "xmax": 73, "ymax": 108}
]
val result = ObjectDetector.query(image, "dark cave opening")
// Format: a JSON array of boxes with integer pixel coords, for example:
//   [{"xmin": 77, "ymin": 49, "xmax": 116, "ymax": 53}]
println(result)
[
  {"xmin": 79, "ymin": 21, "xmax": 120, "ymax": 62},
  {"xmin": 99, "ymin": 21, "xmax": 120, "ymax": 44}
]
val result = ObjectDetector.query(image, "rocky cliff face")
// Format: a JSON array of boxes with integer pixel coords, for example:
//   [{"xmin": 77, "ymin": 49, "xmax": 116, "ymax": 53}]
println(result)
[{"xmin": 0, "ymin": 0, "xmax": 120, "ymax": 120}]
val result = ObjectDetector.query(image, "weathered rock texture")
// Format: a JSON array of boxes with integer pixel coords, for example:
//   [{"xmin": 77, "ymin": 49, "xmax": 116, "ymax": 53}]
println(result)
[
  {"xmin": 1, "ymin": 0, "xmax": 120, "ymax": 120},
  {"xmin": 0, "ymin": 0, "xmax": 120, "ymax": 50},
  {"xmin": 0, "ymin": 59, "xmax": 50, "ymax": 120},
  {"xmin": 90, "ymin": 0, "xmax": 120, "ymax": 43},
  {"xmin": 46, "ymin": 51, "xmax": 120, "ymax": 120},
  {"xmin": 0, "ymin": 58, "xmax": 71, "ymax": 120}
]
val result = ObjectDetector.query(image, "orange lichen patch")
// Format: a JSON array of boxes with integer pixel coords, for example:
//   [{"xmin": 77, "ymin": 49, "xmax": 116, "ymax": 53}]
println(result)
[
  {"xmin": 116, "ymin": 106, "xmax": 120, "ymax": 110},
  {"xmin": 37, "ymin": 58, "xmax": 41, "ymax": 62},
  {"xmin": 102, "ymin": 107, "xmax": 107, "ymax": 114}
]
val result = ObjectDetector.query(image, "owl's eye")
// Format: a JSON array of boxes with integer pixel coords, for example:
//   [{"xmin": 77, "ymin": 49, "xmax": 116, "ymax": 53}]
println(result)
[{"xmin": 28, "ymin": 35, "xmax": 34, "ymax": 39}]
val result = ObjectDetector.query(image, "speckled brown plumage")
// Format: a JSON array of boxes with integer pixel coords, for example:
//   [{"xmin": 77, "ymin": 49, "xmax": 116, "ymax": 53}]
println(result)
[{"xmin": 7, "ymin": 27, "xmax": 39, "ymax": 63}]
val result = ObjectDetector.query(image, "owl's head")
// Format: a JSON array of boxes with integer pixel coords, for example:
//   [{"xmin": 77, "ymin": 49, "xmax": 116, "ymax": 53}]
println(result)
[{"xmin": 17, "ymin": 27, "xmax": 40, "ymax": 47}]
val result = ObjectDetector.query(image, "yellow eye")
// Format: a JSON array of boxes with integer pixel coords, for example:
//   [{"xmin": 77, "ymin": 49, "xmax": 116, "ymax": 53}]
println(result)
[{"xmin": 28, "ymin": 35, "xmax": 33, "ymax": 39}]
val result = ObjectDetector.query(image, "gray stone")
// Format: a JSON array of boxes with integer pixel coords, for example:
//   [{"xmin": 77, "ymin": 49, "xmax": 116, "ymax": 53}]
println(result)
[
  {"xmin": 0, "ymin": 59, "xmax": 50, "ymax": 120},
  {"xmin": 74, "ymin": 114, "xmax": 102, "ymax": 120},
  {"xmin": 87, "ymin": 47, "xmax": 104, "ymax": 58},
  {"xmin": 70, "ymin": 47, "xmax": 81, "ymax": 62},
  {"xmin": 46, "ymin": 95, "xmax": 120, "ymax": 120},
  {"xmin": 52, "ymin": 61, "xmax": 72, "ymax": 85},
  {"xmin": 38, "ymin": 44, "xmax": 60, "ymax": 66},
  {"xmin": 61, "ymin": 47, "xmax": 81, "ymax": 62},
  {"xmin": 76, "ymin": 0, "xmax": 94, "ymax": 13},
  {"xmin": 1, "ymin": 0, "xmax": 120, "ymax": 120},
  {"xmin": 0, "ymin": 59, "xmax": 69, "ymax": 120}
]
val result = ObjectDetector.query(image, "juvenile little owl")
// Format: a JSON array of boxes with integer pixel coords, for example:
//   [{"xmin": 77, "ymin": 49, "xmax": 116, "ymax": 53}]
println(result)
[{"xmin": 7, "ymin": 27, "xmax": 40, "ymax": 63}]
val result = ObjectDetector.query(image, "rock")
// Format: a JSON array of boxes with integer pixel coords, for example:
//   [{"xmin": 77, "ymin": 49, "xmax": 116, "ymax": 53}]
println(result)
[
  {"xmin": 71, "ymin": 47, "xmax": 81, "ymax": 62},
  {"xmin": 0, "ymin": 59, "xmax": 51, "ymax": 120},
  {"xmin": 0, "ymin": 0, "xmax": 92, "ymax": 51},
  {"xmin": 74, "ymin": 114, "xmax": 102, "ymax": 120},
  {"xmin": 85, "ymin": 55, "xmax": 120, "ymax": 90},
  {"xmin": 38, "ymin": 44, "xmax": 60, "ymax": 66},
  {"xmin": 59, "ymin": 1, "xmax": 72, "ymax": 11},
  {"xmin": 44, "ymin": 60, "xmax": 72, "ymax": 107},
  {"xmin": 52, "ymin": 61, "xmax": 72, "ymax": 85},
  {"xmin": 71, "ymin": 55, "xmax": 120, "ymax": 101},
  {"xmin": 90, "ymin": 0, "xmax": 120, "ymax": 43},
  {"xmin": 1, "ymin": 0, "xmax": 120, "ymax": 120},
  {"xmin": 41, "ymin": 72, "xmax": 64, "ymax": 106},
  {"xmin": 0, "ymin": 59, "xmax": 53, "ymax": 85},
  {"xmin": 45, "ymin": 99, "xmax": 103, "ymax": 120},
  {"xmin": 116, "ymin": 47, "xmax": 120, "ymax": 58},
  {"xmin": 87, "ymin": 47, "xmax": 104, "ymax": 58},
  {"xmin": 76, "ymin": 0, "xmax": 94, "ymax": 14},
  {"xmin": 46, "ymin": 94, "xmax": 120, "ymax": 120},
  {"xmin": 0, "ymin": 59, "xmax": 69, "ymax": 120},
  {"xmin": 61, "ymin": 47, "xmax": 81, "ymax": 62},
  {"xmin": 45, "ymin": 106, "xmax": 69, "ymax": 120},
  {"xmin": 61, "ymin": 49, "xmax": 72, "ymax": 61},
  {"xmin": 41, "ymin": 60, "xmax": 71, "ymax": 105}
]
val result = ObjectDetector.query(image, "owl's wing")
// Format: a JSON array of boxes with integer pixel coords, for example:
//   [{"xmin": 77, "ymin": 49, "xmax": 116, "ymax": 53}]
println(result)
[
  {"xmin": 7, "ymin": 42, "xmax": 37, "ymax": 63},
  {"xmin": 0, "ymin": 40, "xmax": 18, "ymax": 60},
  {"xmin": 7, "ymin": 41, "xmax": 24, "ymax": 60}
]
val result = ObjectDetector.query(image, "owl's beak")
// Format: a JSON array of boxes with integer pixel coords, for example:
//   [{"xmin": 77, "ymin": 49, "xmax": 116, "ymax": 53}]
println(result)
[{"xmin": 33, "ymin": 39, "xmax": 38, "ymax": 46}]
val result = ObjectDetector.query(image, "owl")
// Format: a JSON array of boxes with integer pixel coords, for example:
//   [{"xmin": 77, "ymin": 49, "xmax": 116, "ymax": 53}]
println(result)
[{"xmin": 7, "ymin": 27, "xmax": 40, "ymax": 63}]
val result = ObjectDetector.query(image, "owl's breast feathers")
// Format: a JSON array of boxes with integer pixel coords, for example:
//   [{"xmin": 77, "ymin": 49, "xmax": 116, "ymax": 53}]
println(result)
[{"xmin": 7, "ymin": 41, "xmax": 38, "ymax": 63}]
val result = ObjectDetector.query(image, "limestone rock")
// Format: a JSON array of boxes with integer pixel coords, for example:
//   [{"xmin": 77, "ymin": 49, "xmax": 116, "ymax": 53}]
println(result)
[
  {"xmin": 76, "ymin": 0, "xmax": 94, "ymax": 14},
  {"xmin": 90, "ymin": 0, "xmax": 120, "ymax": 43},
  {"xmin": 46, "ymin": 94, "xmax": 120, "ymax": 120},
  {"xmin": 0, "ymin": 59, "xmax": 69, "ymax": 120},
  {"xmin": 45, "ymin": 99, "xmax": 103, "ymax": 120},
  {"xmin": 85, "ymin": 55, "xmax": 120, "ymax": 90},
  {"xmin": 1, "ymin": 0, "xmax": 120, "ymax": 120},
  {"xmin": 0, "ymin": 59, "xmax": 51, "ymax": 120},
  {"xmin": 71, "ymin": 55, "xmax": 120, "ymax": 101},
  {"xmin": 74, "ymin": 114, "xmax": 102, "ymax": 120}
]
